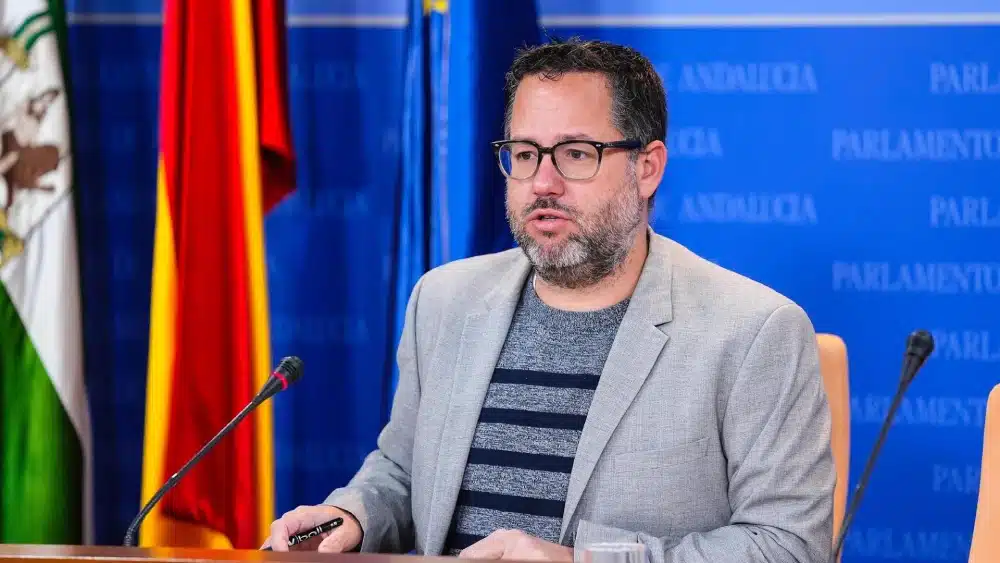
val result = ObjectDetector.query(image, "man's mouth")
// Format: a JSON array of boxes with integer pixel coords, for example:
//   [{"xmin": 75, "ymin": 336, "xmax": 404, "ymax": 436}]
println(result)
[{"xmin": 527, "ymin": 209, "xmax": 571, "ymax": 222}]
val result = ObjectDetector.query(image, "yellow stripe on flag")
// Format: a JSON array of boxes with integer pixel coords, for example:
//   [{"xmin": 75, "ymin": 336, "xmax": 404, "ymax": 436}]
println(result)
[{"xmin": 138, "ymin": 159, "xmax": 176, "ymax": 547}]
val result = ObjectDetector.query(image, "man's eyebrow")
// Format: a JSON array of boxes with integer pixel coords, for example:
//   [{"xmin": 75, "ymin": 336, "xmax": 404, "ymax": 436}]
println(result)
[
  {"xmin": 506, "ymin": 132, "xmax": 598, "ymax": 143},
  {"xmin": 556, "ymin": 132, "xmax": 596, "ymax": 142}
]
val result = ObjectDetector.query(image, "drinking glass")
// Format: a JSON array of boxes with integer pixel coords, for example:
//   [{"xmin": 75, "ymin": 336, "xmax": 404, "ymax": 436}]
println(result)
[{"xmin": 575, "ymin": 542, "xmax": 647, "ymax": 563}]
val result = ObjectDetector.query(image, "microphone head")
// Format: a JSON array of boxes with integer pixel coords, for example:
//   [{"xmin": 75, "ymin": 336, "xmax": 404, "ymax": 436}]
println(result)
[
  {"xmin": 254, "ymin": 356, "xmax": 304, "ymax": 403},
  {"xmin": 901, "ymin": 330, "xmax": 934, "ymax": 383},
  {"xmin": 275, "ymin": 356, "xmax": 304, "ymax": 387},
  {"xmin": 906, "ymin": 329, "xmax": 935, "ymax": 360}
]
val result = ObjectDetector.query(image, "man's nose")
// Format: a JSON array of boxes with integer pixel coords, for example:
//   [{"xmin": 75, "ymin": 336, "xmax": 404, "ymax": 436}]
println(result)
[{"xmin": 531, "ymin": 154, "xmax": 565, "ymax": 197}]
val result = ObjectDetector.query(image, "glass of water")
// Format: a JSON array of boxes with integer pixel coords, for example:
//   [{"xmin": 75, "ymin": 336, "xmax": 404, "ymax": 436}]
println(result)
[{"xmin": 576, "ymin": 542, "xmax": 647, "ymax": 563}]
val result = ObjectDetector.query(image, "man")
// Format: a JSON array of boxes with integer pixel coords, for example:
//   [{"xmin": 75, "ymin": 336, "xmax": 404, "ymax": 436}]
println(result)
[{"xmin": 265, "ymin": 38, "xmax": 835, "ymax": 563}]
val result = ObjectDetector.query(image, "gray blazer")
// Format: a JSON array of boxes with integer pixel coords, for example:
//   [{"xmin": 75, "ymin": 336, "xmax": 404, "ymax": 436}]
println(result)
[{"xmin": 325, "ymin": 230, "xmax": 835, "ymax": 563}]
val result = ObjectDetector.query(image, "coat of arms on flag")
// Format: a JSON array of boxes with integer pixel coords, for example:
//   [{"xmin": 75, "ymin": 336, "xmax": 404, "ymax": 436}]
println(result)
[{"xmin": 0, "ymin": 9, "xmax": 69, "ymax": 270}]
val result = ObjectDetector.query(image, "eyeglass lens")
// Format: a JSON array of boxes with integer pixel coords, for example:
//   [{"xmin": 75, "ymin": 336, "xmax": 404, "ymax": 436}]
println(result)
[{"xmin": 497, "ymin": 142, "xmax": 601, "ymax": 180}]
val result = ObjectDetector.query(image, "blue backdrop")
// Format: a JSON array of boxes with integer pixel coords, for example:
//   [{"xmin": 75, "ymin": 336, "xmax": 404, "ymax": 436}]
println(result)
[{"xmin": 66, "ymin": 1, "xmax": 999, "ymax": 561}]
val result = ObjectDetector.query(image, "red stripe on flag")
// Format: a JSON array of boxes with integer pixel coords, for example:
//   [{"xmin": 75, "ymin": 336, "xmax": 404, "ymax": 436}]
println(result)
[
  {"xmin": 158, "ymin": 0, "xmax": 184, "ymax": 213},
  {"xmin": 254, "ymin": 0, "xmax": 296, "ymax": 212},
  {"xmin": 155, "ymin": 0, "xmax": 260, "ymax": 549}
]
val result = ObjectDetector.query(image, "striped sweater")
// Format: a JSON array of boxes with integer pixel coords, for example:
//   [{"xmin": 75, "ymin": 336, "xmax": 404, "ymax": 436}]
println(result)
[{"xmin": 444, "ymin": 276, "xmax": 630, "ymax": 554}]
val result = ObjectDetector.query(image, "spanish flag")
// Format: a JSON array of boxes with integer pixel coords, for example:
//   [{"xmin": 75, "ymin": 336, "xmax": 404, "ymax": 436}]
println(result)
[{"xmin": 138, "ymin": 0, "xmax": 295, "ymax": 549}]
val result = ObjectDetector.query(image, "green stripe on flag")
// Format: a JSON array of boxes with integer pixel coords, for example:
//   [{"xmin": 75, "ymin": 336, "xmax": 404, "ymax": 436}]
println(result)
[
  {"xmin": 23, "ymin": 25, "xmax": 54, "ymax": 52},
  {"xmin": 48, "ymin": 0, "xmax": 71, "ymax": 86},
  {"xmin": 13, "ymin": 11, "xmax": 48, "ymax": 39},
  {"xmin": 0, "ymin": 284, "xmax": 83, "ymax": 544}
]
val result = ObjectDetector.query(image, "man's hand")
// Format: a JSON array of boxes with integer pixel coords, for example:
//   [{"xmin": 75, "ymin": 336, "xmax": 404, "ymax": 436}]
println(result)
[
  {"xmin": 460, "ymin": 529, "xmax": 573, "ymax": 562},
  {"xmin": 262, "ymin": 504, "xmax": 363, "ymax": 553}
]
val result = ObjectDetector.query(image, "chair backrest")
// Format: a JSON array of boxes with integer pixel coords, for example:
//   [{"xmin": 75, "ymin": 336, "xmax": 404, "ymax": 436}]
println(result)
[
  {"xmin": 969, "ymin": 384, "xmax": 1000, "ymax": 562},
  {"xmin": 816, "ymin": 333, "xmax": 850, "ymax": 558}
]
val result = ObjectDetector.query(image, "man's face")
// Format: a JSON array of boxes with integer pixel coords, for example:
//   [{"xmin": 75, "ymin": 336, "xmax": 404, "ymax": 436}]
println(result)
[{"xmin": 504, "ymin": 72, "xmax": 646, "ymax": 289}]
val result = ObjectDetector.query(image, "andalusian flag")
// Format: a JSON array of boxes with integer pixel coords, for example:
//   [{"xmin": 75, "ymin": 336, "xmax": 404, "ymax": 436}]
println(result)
[
  {"xmin": 0, "ymin": 0, "xmax": 92, "ymax": 545},
  {"xmin": 138, "ymin": 0, "xmax": 294, "ymax": 549}
]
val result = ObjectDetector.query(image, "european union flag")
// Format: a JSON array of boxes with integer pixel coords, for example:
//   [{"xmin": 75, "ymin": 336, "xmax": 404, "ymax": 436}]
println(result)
[{"xmin": 387, "ymin": 0, "xmax": 541, "ymax": 400}]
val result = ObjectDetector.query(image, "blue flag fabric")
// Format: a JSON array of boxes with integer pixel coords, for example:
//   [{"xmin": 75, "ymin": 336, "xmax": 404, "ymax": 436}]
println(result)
[
  {"xmin": 430, "ymin": 0, "xmax": 542, "ymax": 266},
  {"xmin": 388, "ymin": 0, "xmax": 540, "ymax": 397}
]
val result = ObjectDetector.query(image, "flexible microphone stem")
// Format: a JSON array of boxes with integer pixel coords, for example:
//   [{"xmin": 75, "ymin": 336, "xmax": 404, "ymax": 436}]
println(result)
[
  {"xmin": 123, "ymin": 396, "xmax": 264, "ymax": 547},
  {"xmin": 828, "ymin": 330, "xmax": 933, "ymax": 563},
  {"xmin": 829, "ymin": 370, "xmax": 912, "ymax": 562},
  {"xmin": 122, "ymin": 356, "xmax": 302, "ymax": 547}
]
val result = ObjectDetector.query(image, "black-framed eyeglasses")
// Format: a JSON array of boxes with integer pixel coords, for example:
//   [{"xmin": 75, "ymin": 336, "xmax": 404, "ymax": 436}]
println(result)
[{"xmin": 491, "ymin": 139, "xmax": 643, "ymax": 180}]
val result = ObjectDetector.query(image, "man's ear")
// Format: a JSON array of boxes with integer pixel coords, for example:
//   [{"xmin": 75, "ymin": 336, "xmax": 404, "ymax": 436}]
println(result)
[{"xmin": 637, "ymin": 140, "xmax": 667, "ymax": 201}]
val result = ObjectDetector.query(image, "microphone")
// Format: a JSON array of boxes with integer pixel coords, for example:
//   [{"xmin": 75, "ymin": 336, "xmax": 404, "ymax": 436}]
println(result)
[
  {"xmin": 123, "ymin": 356, "xmax": 304, "ymax": 547},
  {"xmin": 829, "ymin": 330, "xmax": 934, "ymax": 562}
]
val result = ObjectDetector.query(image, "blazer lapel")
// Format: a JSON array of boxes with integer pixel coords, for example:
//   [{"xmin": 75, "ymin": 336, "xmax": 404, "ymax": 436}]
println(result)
[
  {"xmin": 561, "ymin": 232, "xmax": 675, "ymax": 541},
  {"xmin": 424, "ymin": 256, "xmax": 530, "ymax": 555}
]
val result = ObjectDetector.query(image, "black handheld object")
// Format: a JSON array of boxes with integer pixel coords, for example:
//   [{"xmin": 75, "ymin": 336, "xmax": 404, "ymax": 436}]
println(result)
[
  {"xmin": 829, "ymin": 330, "xmax": 934, "ymax": 562},
  {"xmin": 261, "ymin": 517, "xmax": 344, "ymax": 550},
  {"xmin": 122, "ymin": 356, "xmax": 304, "ymax": 547}
]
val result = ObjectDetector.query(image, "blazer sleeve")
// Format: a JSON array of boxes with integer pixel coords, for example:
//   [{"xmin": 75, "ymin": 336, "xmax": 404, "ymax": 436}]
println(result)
[
  {"xmin": 322, "ymin": 275, "xmax": 426, "ymax": 554},
  {"xmin": 573, "ymin": 303, "xmax": 836, "ymax": 563}
]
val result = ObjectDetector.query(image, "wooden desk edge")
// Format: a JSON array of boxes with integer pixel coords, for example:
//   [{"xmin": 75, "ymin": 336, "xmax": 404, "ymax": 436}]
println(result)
[{"xmin": 0, "ymin": 545, "xmax": 459, "ymax": 563}]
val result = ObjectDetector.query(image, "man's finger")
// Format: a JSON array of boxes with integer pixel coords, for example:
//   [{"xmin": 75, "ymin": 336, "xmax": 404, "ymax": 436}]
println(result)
[
  {"xmin": 317, "ymin": 529, "xmax": 351, "ymax": 553},
  {"xmin": 268, "ymin": 518, "xmax": 291, "ymax": 552},
  {"xmin": 268, "ymin": 507, "xmax": 313, "ymax": 552},
  {"xmin": 460, "ymin": 532, "xmax": 509, "ymax": 559}
]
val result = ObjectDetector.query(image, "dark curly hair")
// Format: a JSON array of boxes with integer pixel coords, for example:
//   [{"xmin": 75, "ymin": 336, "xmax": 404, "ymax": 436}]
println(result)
[{"xmin": 503, "ymin": 37, "xmax": 668, "ymax": 150}]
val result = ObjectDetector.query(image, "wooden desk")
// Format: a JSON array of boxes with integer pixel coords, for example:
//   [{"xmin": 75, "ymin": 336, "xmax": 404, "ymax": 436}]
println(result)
[{"xmin": 0, "ymin": 545, "xmax": 454, "ymax": 563}]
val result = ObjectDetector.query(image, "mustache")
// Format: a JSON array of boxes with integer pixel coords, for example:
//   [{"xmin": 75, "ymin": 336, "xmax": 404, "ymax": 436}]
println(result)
[{"xmin": 521, "ymin": 198, "xmax": 577, "ymax": 219}]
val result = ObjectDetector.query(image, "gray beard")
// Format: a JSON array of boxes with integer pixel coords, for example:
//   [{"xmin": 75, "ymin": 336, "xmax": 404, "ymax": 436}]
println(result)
[{"xmin": 506, "ymin": 176, "xmax": 644, "ymax": 290}]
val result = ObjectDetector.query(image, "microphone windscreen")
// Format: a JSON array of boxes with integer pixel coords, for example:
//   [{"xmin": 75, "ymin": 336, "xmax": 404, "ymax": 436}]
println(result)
[
  {"xmin": 275, "ymin": 356, "xmax": 304, "ymax": 387},
  {"xmin": 906, "ymin": 330, "xmax": 935, "ymax": 361}
]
